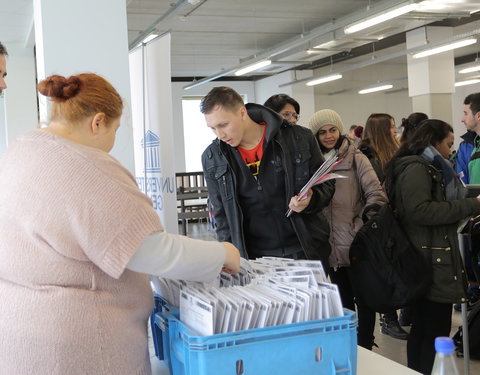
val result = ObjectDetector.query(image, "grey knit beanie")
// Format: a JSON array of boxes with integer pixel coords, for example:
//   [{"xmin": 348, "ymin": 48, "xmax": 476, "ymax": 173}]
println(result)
[{"xmin": 308, "ymin": 109, "xmax": 344, "ymax": 136}]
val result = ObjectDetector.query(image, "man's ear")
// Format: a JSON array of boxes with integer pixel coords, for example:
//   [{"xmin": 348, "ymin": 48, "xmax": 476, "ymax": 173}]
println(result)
[
  {"xmin": 90, "ymin": 113, "xmax": 107, "ymax": 135},
  {"xmin": 476, "ymin": 110, "xmax": 480, "ymax": 123},
  {"xmin": 239, "ymin": 105, "xmax": 247, "ymax": 119}
]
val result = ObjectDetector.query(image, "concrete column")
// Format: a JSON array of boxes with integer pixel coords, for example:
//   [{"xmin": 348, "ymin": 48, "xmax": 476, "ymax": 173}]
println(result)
[
  {"xmin": 406, "ymin": 26, "xmax": 455, "ymax": 124},
  {"xmin": 33, "ymin": 0, "xmax": 134, "ymax": 172}
]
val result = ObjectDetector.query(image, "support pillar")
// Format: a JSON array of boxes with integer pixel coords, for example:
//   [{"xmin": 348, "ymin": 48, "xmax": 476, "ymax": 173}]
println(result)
[
  {"xmin": 406, "ymin": 26, "xmax": 455, "ymax": 124},
  {"xmin": 33, "ymin": 0, "xmax": 134, "ymax": 172}
]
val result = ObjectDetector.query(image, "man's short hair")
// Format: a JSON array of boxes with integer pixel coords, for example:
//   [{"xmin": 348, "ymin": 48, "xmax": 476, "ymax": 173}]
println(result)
[
  {"xmin": 200, "ymin": 86, "xmax": 244, "ymax": 114},
  {"xmin": 0, "ymin": 42, "xmax": 8, "ymax": 57},
  {"xmin": 263, "ymin": 94, "xmax": 300, "ymax": 114},
  {"xmin": 464, "ymin": 93, "xmax": 480, "ymax": 116}
]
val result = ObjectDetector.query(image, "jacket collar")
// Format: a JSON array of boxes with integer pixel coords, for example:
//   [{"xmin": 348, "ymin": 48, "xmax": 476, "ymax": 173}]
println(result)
[
  {"xmin": 245, "ymin": 102, "xmax": 291, "ymax": 143},
  {"xmin": 461, "ymin": 130, "xmax": 476, "ymax": 144}
]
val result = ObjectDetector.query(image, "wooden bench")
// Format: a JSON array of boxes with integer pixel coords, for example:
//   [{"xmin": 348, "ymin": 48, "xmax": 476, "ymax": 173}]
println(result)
[{"xmin": 176, "ymin": 172, "xmax": 210, "ymax": 235}]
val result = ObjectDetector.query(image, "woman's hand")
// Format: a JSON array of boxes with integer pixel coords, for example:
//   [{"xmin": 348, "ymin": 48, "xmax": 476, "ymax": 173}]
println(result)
[
  {"xmin": 288, "ymin": 189, "xmax": 313, "ymax": 213},
  {"xmin": 221, "ymin": 242, "xmax": 241, "ymax": 274}
]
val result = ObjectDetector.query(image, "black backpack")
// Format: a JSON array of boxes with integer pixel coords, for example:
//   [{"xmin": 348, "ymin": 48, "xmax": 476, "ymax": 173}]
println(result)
[
  {"xmin": 349, "ymin": 203, "xmax": 432, "ymax": 313},
  {"xmin": 452, "ymin": 301, "xmax": 480, "ymax": 360}
]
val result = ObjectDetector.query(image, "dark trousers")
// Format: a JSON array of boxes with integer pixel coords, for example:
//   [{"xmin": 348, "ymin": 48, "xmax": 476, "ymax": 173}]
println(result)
[
  {"xmin": 407, "ymin": 299, "xmax": 452, "ymax": 375},
  {"xmin": 329, "ymin": 267, "xmax": 376, "ymax": 349}
]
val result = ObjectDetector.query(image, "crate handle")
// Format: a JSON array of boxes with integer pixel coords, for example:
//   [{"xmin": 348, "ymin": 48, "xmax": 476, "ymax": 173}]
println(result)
[
  {"xmin": 236, "ymin": 360, "xmax": 244, "ymax": 375},
  {"xmin": 315, "ymin": 347, "xmax": 322, "ymax": 362}
]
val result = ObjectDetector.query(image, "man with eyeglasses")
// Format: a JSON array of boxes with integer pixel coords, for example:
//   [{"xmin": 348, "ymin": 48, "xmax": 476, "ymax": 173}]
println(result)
[
  {"xmin": 201, "ymin": 86, "xmax": 334, "ymax": 271},
  {"xmin": 264, "ymin": 93, "xmax": 300, "ymax": 125}
]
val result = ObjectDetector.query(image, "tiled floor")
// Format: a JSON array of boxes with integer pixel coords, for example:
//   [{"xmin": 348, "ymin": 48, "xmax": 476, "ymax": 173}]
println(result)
[{"xmin": 149, "ymin": 222, "xmax": 480, "ymax": 374}]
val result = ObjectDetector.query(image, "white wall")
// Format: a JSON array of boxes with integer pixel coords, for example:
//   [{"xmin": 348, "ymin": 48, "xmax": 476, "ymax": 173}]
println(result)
[
  {"xmin": 171, "ymin": 81, "xmax": 255, "ymax": 172},
  {"xmin": 34, "ymin": 0, "xmax": 134, "ymax": 172},
  {"xmin": 0, "ymin": 96, "xmax": 6, "ymax": 155}
]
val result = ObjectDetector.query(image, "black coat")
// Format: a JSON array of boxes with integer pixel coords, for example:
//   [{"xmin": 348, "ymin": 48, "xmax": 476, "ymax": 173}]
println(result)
[
  {"xmin": 392, "ymin": 155, "xmax": 480, "ymax": 303},
  {"xmin": 202, "ymin": 103, "xmax": 334, "ymax": 267}
]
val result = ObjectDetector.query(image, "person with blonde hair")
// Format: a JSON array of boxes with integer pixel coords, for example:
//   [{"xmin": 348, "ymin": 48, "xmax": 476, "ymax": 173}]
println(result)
[{"xmin": 0, "ymin": 73, "xmax": 240, "ymax": 374}]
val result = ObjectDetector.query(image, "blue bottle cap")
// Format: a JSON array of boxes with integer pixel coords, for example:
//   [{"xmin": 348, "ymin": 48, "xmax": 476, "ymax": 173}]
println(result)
[{"xmin": 435, "ymin": 337, "xmax": 455, "ymax": 354}]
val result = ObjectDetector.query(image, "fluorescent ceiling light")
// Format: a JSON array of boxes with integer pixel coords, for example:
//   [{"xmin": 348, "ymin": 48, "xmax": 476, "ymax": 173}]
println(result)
[
  {"xmin": 459, "ymin": 65, "xmax": 480, "ymax": 74},
  {"xmin": 307, "ymin": 49, "xmax": 321, "ymax": 54},
  {"xmin": 235, "ymin": 60, "xmax": 272, "ymax": 76},
  {"xmin": 142, "ymin": 33, "xmax": 159, "ymax": 44},
  {"xmin": 358, "ymin": 84, "xmax": 393, "ymax": 94},
  {"xmin": 344, "ymin": 3, "xmax": 418, "ymax": 34},
  {"xmin": 413, "ymin": 38, "xmax": 477, "ymax": 59},
  {"xmin": 306, "ymin": 74, "xmax": 343, "ymax": 86},
  {"xmin": 313, "ymin": 40, "xmax": 337, "ymax": 49},
  {"xmin": 455, "ymin": 79, "xmax": 480, "ymax": 87}
]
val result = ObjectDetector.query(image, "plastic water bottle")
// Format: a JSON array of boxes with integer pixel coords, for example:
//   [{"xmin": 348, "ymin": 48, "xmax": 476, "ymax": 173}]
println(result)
[{"xmin": 431, "ymin": 337, "xmax": 459, "ymax": 375}]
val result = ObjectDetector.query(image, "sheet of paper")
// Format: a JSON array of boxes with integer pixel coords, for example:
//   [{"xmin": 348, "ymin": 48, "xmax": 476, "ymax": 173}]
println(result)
[{"xmin": 179, "ymin": 290, "xmax": 214, "ymax": 336}]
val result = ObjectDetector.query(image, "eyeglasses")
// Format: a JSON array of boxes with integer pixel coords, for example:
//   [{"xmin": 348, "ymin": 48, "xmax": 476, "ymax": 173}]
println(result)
[
  {"xmin": 246, "ymin": 160, "xmax": 261, "ymax": 176},
  {"xmin": 280, "ymin": 111, "xmax": 300, "ymax": 121}
]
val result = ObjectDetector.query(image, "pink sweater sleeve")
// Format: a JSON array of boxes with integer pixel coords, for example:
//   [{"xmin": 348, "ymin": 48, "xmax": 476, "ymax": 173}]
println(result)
[{"xmin": 65, "ymin": 155, "xmax": 163, "ymax": 279}]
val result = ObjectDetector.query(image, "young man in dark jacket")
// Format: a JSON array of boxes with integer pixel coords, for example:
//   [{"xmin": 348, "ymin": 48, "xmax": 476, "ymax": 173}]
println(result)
[{"xmin": 201, "ymin": 86, "xmax": 334, "ymax": 270}]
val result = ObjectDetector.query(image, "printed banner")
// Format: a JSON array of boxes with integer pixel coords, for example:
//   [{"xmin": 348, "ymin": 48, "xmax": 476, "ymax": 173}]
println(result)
[{"xmin": 129, "ymin": 33, "xmax": 178, "ymax": 233}]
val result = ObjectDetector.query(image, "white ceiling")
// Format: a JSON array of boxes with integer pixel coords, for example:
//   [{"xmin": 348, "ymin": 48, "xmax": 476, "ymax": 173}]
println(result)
[{"xmin": 1, "ymin": 0, "xmax": 480, "ymax": 82}]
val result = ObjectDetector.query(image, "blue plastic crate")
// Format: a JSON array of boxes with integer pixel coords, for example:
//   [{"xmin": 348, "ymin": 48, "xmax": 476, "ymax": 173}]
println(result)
[
  {"xmin": 151, "ymin": 295, "xmax": 180, "ymax": 362},
  {"xmin": 154, "ymin": 300, "xmax": 357, "ymax": 375}
]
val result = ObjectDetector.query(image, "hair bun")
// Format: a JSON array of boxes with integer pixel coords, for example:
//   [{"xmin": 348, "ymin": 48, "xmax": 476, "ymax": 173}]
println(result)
[{"xmin": 38, "ymin": 75, "xmax": 81, "ymax": 102}]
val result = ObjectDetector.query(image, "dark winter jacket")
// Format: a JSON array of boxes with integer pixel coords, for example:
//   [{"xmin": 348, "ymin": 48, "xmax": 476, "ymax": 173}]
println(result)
[
  {"xmin": 391, "ymin": 155, "xmax": 480, "ymax": 303},
  {"xmin": 455, "ymin": 131, "xmax": 475, "ymax": 184},
  {"xmin": 202, "ymin": 103, "xmax": 334, "ymax": 267},
  {"xmin": 359, "ymin": 143, "xmax": 385, "ymax": 182}
]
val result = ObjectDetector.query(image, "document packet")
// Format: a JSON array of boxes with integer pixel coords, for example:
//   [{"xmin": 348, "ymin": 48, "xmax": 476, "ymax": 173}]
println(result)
[{"xmin": 157, "ymin": 256, "xmax": 343, "ymax": 336}]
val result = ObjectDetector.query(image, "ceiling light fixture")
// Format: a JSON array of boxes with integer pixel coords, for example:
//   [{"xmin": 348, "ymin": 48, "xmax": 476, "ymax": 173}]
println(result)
[
  {"xmin": 459, "ymin": 64, "xmax": 480, "ymax": 74},
  {"xmin": 313, "ymin": 40, "xmax": 337, "ymax": 49},
  {"xmin": 455, "ymin": 79, "xmax": 480, "ymax": 87},
  {"xmin": 413, "ymin": 38, "xmax": 477, "ymax": 59},
  {"xmin": 306, "ymin": 74, "xmax": 343, "ymax": 86},
  {"xmin": 358, "ymin": 84, "xmax": 393, "ymax": 94},
  {"xmin": 235, "ymin": 60, "xmax": 272, "ymax": 76},
  {"xmin": 142, "ymin": 33, "xmax": 159, "ymax": 44},
  {"xmin": 344, "ymin": 3, "xmax": 418, "ymax": 34},
  {"xmin": 306, "ymin": 49, "xmax": 324, "ymax": 54}
]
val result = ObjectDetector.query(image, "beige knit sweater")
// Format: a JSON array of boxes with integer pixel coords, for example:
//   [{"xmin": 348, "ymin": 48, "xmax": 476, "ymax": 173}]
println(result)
[{"xmin": 0, "ymin": 130, "xmax": 219, "ymax": 374}]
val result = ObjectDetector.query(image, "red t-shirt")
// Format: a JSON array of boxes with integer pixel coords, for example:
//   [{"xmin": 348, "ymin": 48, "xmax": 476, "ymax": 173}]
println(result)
[{"xmin": 237, "ymin": 124, "xmax": 267, "ymax": 176}]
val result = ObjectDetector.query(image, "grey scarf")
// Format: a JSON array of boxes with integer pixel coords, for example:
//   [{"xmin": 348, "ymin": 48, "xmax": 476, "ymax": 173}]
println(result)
[{"xmin": 421, "ymin": 145, "xmax": 466, "ymax": 201}]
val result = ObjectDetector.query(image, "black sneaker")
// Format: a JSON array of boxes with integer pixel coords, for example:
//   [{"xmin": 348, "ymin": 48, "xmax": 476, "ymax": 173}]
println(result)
[
  {"xmin": 398, "ymin": 309, "xmax": 412, "ymax": 327},
  {"xmin": 380, "ymin": 315, "xmax": 408, "ymax": 340}
]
